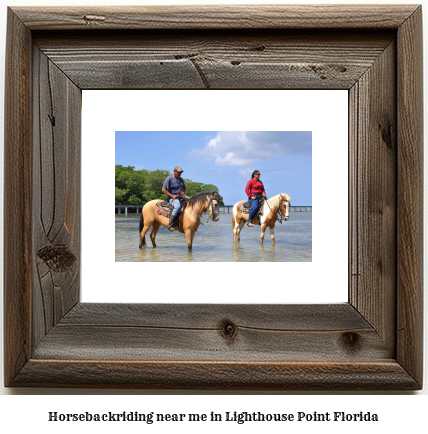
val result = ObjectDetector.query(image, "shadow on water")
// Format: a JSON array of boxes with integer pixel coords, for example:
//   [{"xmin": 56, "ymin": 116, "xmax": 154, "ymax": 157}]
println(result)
[{"xmin": 117, "ymin": 212, "xmax": 312, "ymax": 262}]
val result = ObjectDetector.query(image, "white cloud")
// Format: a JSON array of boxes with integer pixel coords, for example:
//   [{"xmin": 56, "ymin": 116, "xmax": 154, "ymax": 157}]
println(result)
[
  {"xmin": 207, "ymin": 137, "xmax": 219, "ymax": 148},
  {"xmin": 187, "ymin": 131, "xmax": 311, "ymax": 167},
  {"xmin": 238, "ymin": 168, "xmax": 253, "ymax": 178},
  {"xmin": 215, "ymin": 152, "xmax": 252, "ymax": 166}
]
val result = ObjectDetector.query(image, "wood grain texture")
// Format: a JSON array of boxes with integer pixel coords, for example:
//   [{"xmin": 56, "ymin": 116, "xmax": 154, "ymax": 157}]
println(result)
[
  {"xmin": 349, "ymin": 40, "xmax": 396, "ymax": 350},
  {"xmin": 60, "ymin": 303, "xmax": 370, "ymax": 329},
  {"xmin": 3, "ymin": 8, "xmax": 32, "ymax": 388},
  {"xmin": 32, "ymin": 47, "xmax": 81, "ymax": 348},
  {"xmin": 34, "ymin": 31, "xmax": 393, "ymax": 90},
  {"xmin": 396, "ymin": 6, "xmax": 423, "ymax": 387},
  {"xmin": 32, "ymin": 304, "xmax": 391, "ymax": 362},
  {"xmin": 11, "ymin": 5, "xmax": 419, "ymax": 30},
  {"xmin": 12, "ymin": 361, "xmax": 419, "ymax": 390},
  {"xmin": 4, "ymin": 5, "xmax": 423, "ymax": 390}
]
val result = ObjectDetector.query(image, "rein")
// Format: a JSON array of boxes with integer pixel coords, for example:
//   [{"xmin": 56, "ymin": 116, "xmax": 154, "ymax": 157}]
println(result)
[
  {"xmin": 264, "ymin": 196, "xmax": 288, "ymax": 224},
  {"xmin": 199, "ymin": 196, "xmax": 218, "ymax": 225},
  {"xmin": 198, "ymin": 198, "xmax": 214, "ymax": 225},
  {"xmin": 179, "ymin": 191, "xmax": 217, "ymax": 225}
]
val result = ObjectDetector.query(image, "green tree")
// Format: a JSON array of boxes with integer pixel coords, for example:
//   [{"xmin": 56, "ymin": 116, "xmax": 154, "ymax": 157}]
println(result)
[
  {"xmin": 115, "ymin": 165, "xmax": 146, "ymax": 204},
  {"xmin": 115, "ymin": 166, "xmax": 224, "ymax": 205},
  {"xmin": 115, "ymin": 187, "xmax": 129, "ymax": 205},
  {"xmin": 183, "ymin": 179, "xmax": 224, "ymax": 204},
  {"xmin": 142, "ymin": 169, "xmax": 171, "ymax": 202},
  {"xmin": 128, "ymin": 194, "xmax": 143, "ymax": 205}
]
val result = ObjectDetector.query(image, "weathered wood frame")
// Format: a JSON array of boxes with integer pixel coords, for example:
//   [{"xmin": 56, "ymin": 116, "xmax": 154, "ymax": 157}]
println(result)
[{"xmin": 4, "ymin": 5, "xmax": 423, "ymax": 389}]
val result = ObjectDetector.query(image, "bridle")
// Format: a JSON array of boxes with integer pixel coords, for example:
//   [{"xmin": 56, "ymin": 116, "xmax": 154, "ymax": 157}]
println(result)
[
  {"xmin": 278, "ymin": 198, "xmax": 290, "ymax": 223},
  {"xmin": 184, "ymin": 193, "xmax": 219, "ymax": 225},
  {"xmin": 203, "ymin": 195, "xmax": 219, "ymax": 224},
  {"xmin": 264, "ymin": 196, "xmax": 290, "ymax": 224}
]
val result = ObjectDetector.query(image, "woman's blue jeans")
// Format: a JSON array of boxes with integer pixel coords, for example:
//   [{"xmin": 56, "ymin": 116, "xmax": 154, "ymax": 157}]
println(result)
[{"xmin": 248, "ymin": 198, "xmax": 259, "ymax": 222}]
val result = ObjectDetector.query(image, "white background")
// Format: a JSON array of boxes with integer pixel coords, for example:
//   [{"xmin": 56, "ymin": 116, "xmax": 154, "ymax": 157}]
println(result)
[
  {"xmin": 82, "ymin": 90, "xmax": 348, "ymax": 304},
  {"xmin": 0, "ymin": 0, "xmax": 427, "ymax": 431}
]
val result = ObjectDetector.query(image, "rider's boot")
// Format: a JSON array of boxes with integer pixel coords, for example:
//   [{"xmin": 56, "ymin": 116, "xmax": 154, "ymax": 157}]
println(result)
[
  {"xmin": 246, "ymin": 219, "xmax": 253, "ymax": 227},
  {"xmin": 168, "ymin": 213, "xmax": 176, "ymax": 231}
]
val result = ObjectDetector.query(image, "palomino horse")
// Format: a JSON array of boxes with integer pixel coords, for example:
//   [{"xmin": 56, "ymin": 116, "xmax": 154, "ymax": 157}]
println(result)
[
  {"xmin": 232, "ymin": 193, "xmax": 291, "ymax": 244},
  {"xmin": 139, "ymin": 192, "xmax": 220, "ymax": 252}
]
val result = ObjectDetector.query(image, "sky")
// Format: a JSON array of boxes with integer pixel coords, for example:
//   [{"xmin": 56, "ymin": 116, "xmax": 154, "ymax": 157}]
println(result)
[{"xmin": 115, "ymin": 131, "xmax": 312, "ymax": 205}]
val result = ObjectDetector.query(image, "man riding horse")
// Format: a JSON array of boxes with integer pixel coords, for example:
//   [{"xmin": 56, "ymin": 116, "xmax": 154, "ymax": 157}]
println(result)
[{"xmin": 162, "ymin": 166, "xmax": 186, "ymax": 231}]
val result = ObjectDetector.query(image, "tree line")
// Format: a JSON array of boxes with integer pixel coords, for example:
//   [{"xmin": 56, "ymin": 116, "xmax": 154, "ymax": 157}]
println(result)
[{"xmin": 115, "ymin": 165, "xmax": 224, "ymax": 205}]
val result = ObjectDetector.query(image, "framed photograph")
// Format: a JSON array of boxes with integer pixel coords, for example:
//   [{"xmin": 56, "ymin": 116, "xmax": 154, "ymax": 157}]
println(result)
[
  {"xmin": 82, "ymin": 90, "xmax": 347, "ymax": 305},
  {"xmin": 4, "ymin": 5, "xmax": 423, "ymax": 389},
  {"xmin": 113, "ymin": 129, "xmax": 313, "ymax": 261}
]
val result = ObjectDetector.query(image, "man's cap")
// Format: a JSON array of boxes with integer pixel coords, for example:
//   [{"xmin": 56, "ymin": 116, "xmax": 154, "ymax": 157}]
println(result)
[{"xmin": 174, "ymin": 166, "xmax": 183, "ymax": 172}]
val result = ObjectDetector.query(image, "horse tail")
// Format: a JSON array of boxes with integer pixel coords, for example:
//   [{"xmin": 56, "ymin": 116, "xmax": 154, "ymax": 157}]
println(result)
[
  {"xmin": 232, "ymin": 203, "xmax": 238, "ymax": 231},
  {"xmin": 139, "ymin": 209, "xmax": 144, "ymax": 233}
]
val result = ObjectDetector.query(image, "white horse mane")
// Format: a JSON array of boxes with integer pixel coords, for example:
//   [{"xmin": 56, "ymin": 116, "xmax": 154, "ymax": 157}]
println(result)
[{"xmin": 266, "ymin": 193, "xmax": 291, "ymax": 208}]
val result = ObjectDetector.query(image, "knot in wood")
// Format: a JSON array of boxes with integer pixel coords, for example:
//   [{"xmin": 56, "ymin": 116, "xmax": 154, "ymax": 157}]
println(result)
[
  {"xmin": 378, "ymin": 123, "xmax": 393, "ymax": 149},
  {"xmin": 37, "ymin": 245, "xmax": 76, "ymax": 272},
  {"xmin": 341, "ymin": 332, "xmax": 361, "ymax": 350},
  {"xmin": 250, "ymin": 45, "xmax": 266, "ymax": 51},
  {"xmin": 219, "ymin": 320, "xmax": 238, "ymax": 340}
]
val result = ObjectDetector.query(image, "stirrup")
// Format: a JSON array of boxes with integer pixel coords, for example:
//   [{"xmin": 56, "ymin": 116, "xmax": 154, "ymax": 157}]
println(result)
[{"xmin": 247, "ymin": 220, "xmax": 253, "ymax": 227}]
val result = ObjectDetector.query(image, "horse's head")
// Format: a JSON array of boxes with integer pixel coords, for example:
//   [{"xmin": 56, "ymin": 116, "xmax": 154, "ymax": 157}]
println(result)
[
  {"xmin": 279, "ymin": 193, "xmax": 291, "ymax": 221},
  {"xmin": 208, "ymin": 192, "xmax": 220, "ymax": 222}
]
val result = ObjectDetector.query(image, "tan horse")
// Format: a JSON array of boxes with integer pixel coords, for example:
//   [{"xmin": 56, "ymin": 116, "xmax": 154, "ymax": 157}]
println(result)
[
  {"xmin": 232, "ymin": 193, "xmax": 291, "ymax": 244},
  {"xmin": 139, "ymin": 192, "xmax": 220, "ymax": 252}
]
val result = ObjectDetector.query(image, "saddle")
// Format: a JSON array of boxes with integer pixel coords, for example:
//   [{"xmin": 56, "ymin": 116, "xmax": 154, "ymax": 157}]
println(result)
[
  {"xmin": 240, "ymin": 198, "xmax": 265, "ymax": 215},
  {"xmin": 156, "ymin": 199, "xmax": 187, "ymax": 231},
  {"xmin": 156, "ymin": 200, "xmax": 173, "ymax": 217}
]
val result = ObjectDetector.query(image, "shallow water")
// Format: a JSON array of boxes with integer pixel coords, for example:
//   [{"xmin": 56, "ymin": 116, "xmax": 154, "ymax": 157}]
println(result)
[{"xmin": 115, "ymin": 212, "xmax": 312, "ymax": 262}]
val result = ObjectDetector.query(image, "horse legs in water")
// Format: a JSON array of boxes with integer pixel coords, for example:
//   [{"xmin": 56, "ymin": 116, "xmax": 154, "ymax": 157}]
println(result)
[
  {"xmin": 269, "ymin": 226, "xmax": 275, "ymax": 245},
  {"xmin": 234, "ymin": 220, "xmax": 245, "ymax": 242},
  {"xmin": 140, "ymin": 219, "xmax": 163, "ymax": 248},
  {"xmin": 139, "ymin": 225, "xmax": 148, "ymax": 248},
  {"xmin": 139, "ymin": 212, "xmax": 147, "ymax": 248},
  {"xmin": 185, "ymin": 229, "xmax": 195, "ymax": 252},
  {"xmin": 260, "ymin": 223, "xmax": 275, "ymax": 245},
  {"xmin": 149, "ymin": 221, "xmax": 161, "ymax": 247},
  {"xmin": 232, "ymin": 212, "xmax": 245, "ymax": 242},
  {"xmin": 260, "ymin": 223, "xmax": 267, "ymax": 244},
  {"xmin": 139, "ymin": 208, "xmax": 161, "ymax": 249}
]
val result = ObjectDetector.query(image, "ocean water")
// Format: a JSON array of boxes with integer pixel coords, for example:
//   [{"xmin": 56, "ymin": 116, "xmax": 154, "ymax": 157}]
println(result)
[{"xmin": 115, "ymin": 212, "xmax": 312, "ymax": 262}]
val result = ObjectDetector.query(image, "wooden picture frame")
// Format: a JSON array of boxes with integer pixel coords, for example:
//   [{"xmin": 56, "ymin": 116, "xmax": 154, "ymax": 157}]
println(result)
[{"xmin": 4, "ymin": 5, "xmax": 423, "ymax": 390}]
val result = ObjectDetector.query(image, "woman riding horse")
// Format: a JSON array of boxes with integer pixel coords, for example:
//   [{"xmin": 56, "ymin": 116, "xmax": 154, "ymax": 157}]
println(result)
[
  {"xmin": 245, "ymin": 170, "xmax": 267, "ymax": 227},
  {"xmin": 232, "ymin": 193, "xmax": 291, "ymax": 245}
]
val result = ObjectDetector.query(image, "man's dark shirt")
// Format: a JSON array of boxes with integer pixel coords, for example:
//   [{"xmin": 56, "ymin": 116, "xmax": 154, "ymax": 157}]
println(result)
[{"xmin": 162, "ymin": 175, "xmax": 186, "ymax": 196}]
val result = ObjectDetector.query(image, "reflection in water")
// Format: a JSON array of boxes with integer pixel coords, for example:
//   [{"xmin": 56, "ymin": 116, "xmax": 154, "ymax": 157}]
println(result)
[
  {"xmin": 148, "ymin": 246, "xmax": 194, "ymax": 262},
  {"xmin": 232, "ymin": 243, "xmax": 243, "ymax": 262},
  {"xmin": 117, "ymin": 213, "xmax": 311, "ymax": 262}
]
